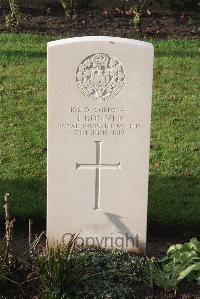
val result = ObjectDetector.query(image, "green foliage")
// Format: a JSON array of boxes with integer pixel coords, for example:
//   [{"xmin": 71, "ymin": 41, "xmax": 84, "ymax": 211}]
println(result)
[
  {"xmin": 59, "ymin": 0, "xmax": 74, "ymax": 17},
  {"xmin": 129, "ymin": 7, "xmax": 141, "ymax": 26},
  {"xmin": 35, "ymin": 239, "xmax": 148, "ymax": 298},
  {"xmin": 74, "ymin": 246, "xmax": 147, "ymax": 298},
  {"xmin": 121, "ymin": 0, "xmax": 151, "ymax": 26},
  {"xmin": 146, "ymin": 239, "xmax": 200, "ymax": 294},
  {"xmin": 5, "ymin": 0, "xmax": 21, "ymax": 29},
  {"xmin": 145, "ymin": 257, "xmax": 196, "ymax": 294},
  {"xmin": 36, "ymin": 234, "xmax": 87, "ymax": 298},
  {"xmin": 166, "ymin": 238, "xmax": 200, "ymax": 285}
]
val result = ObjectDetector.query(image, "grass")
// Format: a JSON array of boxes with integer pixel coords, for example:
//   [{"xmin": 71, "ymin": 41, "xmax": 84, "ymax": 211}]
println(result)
[
  {"xmin": 0, "ymin": 34, "xmax": 199, "ymax": 226},
  {"xmin": 149, "ymin": 39, "xmax": 200, "ymax": 226}
]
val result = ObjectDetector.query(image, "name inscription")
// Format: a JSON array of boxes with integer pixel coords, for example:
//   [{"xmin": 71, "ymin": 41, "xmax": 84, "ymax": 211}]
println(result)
[{"xmin": 58, "ymin": 105, "xmax": 142, "ymax": 136}]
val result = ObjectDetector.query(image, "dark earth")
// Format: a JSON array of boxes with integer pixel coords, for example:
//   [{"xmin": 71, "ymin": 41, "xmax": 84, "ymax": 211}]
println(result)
[
  {"xmin": 0, "ymin": 6, "xmax": 200, "ymax": 298},
  {"xmin": 0, "ymin": 7, "xmax": 200, "ymax": 39}
]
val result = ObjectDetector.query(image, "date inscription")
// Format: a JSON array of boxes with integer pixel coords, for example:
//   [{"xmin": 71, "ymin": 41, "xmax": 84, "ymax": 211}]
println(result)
[{"xmin": 58, "ymin": 106, "xmax": 142, "ymax": 136}]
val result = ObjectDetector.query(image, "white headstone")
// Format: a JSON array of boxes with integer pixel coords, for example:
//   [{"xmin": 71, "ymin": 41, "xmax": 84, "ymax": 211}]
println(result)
[{"xmin": 47, "ymin": 36, "xmax": 154, "ymax": 252}]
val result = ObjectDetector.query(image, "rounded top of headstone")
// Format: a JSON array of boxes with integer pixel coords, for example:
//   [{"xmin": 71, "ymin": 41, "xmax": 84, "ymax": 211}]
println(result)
[{"xmin": 48, "ymin": 36, "xmax": 154, "ymax": 49}]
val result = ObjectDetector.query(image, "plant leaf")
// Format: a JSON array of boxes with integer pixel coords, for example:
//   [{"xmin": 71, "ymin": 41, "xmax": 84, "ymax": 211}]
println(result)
[{"xmin": 178, "ymin": 264, "xmax": 197, "ymax": 281}]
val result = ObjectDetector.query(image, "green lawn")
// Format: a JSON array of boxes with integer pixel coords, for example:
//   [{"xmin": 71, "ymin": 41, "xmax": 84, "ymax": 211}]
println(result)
[{"xmin": 0, "ymin": 34, "xmax": 199, "ymax": 225}]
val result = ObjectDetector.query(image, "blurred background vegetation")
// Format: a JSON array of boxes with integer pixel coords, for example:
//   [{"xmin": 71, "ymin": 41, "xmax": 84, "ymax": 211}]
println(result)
[{"xmin": 0, "ymin": 0, "xmax": 199, "ymax": 11}]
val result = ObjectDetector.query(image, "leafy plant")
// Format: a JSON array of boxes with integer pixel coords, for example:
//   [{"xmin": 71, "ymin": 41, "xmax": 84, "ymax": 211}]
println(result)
[
  {"xmin": 166, "ymin": 238, "xmax": 200, "ymax": 285},
  {"xmin": 130, "ymin": 7, "xmax": 141, "ymax": 26},
  {"xmin": 35, "ymin": 239, "xmax": 148, "ymax": 298},
  {"xmin": 75, "ymin": 246, "xmax": 147, "ymax": 298},
  {"xmin": 145, "ymin": 257, "xmax": 197, "ymax": 294},
  {"xmin": 129, "ymin": 0, "xmax": 151, "ymax": 27},
  {"xmin": 145, "ymin": 238, "xmax": 200, "ymax": 294},
  {"xmin": 35, "ymin": 234, "xmax": 87, "ymax": 299},
  {"xmin": 5, "ymin": 0, "xmax": 21, "ymax": 29},
  {"xmin": 59, "ymin": 0, "xmax": 74, "ymax": 18}
]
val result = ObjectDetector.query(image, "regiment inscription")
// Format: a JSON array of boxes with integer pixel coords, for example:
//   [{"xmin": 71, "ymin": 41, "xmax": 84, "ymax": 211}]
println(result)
[{"xmin": 58, "ymin": 105, "xmax": 142, "ymax": 136}]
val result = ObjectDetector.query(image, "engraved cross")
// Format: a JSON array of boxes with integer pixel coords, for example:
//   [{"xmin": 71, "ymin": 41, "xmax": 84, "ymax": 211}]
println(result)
[{"xmin": 76, "ymin": 141, "xmax": 120, "ymax": 210}]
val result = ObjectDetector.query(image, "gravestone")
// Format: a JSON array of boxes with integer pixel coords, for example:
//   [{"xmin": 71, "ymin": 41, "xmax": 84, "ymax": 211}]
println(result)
[{"xmin": 47, "ymin": 36, "xmax": 154, "ymax": 252}]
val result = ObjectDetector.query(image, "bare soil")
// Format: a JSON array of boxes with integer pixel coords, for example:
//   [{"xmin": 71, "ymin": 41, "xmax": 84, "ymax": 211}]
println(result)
[{"xmin": 0, "ymin": 8, "xmax": 199, "ymax": 39}]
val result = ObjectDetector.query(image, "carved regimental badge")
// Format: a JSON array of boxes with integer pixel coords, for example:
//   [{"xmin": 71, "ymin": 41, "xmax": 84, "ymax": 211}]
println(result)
[{"xmin": 76, "ymin": 53, "xmax": 125, "ymax": 101}]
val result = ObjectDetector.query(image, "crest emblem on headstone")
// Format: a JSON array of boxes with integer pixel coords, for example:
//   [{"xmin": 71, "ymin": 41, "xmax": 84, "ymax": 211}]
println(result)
[{"xmin": 76, "ymin": 53, "xmax": 125, "ymax": 101}]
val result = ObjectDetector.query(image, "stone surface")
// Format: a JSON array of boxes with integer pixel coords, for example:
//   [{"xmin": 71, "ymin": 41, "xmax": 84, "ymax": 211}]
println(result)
[{"xmin": 47, "ymin": 36, "xmax": 154, "ymax": 251}]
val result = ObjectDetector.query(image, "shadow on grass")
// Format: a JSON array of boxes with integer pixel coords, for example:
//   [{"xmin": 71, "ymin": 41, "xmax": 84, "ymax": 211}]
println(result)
[
  {"xmin": 0, "ymin": 50, "xmax": 46, "ymax": 59},
  {"xmin": 0, "ymin": 177, "xmax": 46, "ymax": 221},
  {"xmin": 155, "ymin": 49, "xmax": 199, "ymax": 58},
  {"xmin": 148, "ymin": 175, "xmax": 200, "ymax": 231},
  {"xmin": 0, "ymin": 175, "xmax": 199, "ymax": 230}
]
